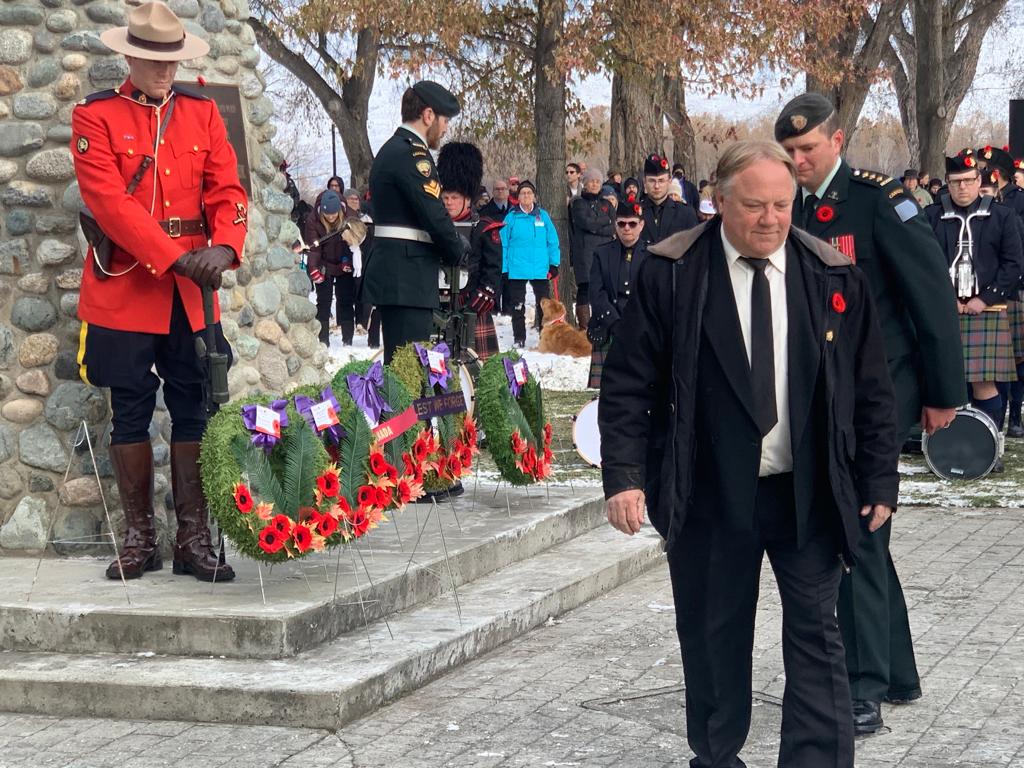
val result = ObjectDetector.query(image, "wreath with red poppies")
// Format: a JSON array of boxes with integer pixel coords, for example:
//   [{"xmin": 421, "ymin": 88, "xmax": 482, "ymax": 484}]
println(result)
[{"xmin": 200, "ymin": 368, "xmax": 427, "ymax": 562}]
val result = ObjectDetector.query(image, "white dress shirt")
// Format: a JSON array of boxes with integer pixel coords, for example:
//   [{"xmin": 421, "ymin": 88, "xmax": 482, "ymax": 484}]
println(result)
[{"xmin": 721, "ymin": 229, "xmax": 793, "ymax": 476}]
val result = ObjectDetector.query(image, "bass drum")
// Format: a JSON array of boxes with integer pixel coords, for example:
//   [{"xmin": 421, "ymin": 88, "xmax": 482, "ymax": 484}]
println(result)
[
  {"xmin": 457, "ymin": 359, "xmax": 477, "ymax": 419},
  {"xmin": 922, "ymin": 405, "xmax": 1001, "ymax": 480},
  {"xmin": 573, "ymin": 398, "xmax": 602, "ymax": 468}
]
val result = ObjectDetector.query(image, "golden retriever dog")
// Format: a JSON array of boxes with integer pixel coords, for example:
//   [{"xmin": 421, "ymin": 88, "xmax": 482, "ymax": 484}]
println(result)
[{"xmin": 538, "ymin": 297, "xmax": 592, "ymax": 357}]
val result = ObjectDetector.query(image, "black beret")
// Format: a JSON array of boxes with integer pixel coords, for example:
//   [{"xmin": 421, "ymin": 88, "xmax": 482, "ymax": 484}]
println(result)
[
  {"xmin": 978, "ymin": 145, "xmax": 1014, "ymax": 176},
  {"xmin": 980, "ymin": 168, "xmax": 999, "ymax": 187},
  {"xmin": 945, "ymin": 148, "xmax": 979, "ymax": 175},
  {"xmin": 774, "ymin": 93, "xmax": 835, "ymax": 141},
  {"xmin": 411, "ymin": 80, "xmax": 460, "ymax": 118},
  {"xmin": 616, "ymin": 193, "xmax": 643, "ymax": 218},
  {"xmin": 643, "ymin": 153, "xmax": 671, "ymax": 176}
]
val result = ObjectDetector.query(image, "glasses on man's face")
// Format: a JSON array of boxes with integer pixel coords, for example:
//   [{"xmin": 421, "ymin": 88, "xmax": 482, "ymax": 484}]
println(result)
[
  {"xmin": 948, "ymin": 176, "xmax": 980, "ymax": 188},
  {"xmin": 616, "ymin": 220, "xmax": 640, "ymax": 229}
]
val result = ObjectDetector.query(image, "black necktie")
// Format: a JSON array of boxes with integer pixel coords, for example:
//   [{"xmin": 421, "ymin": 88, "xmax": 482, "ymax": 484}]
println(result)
[
  {"xmin": 803, "ymin": 193, "xmax": 818, "ymax": 228},
  {"xmin": 740, "ymin": 256, "xmax": 778, "ymax": 437}
]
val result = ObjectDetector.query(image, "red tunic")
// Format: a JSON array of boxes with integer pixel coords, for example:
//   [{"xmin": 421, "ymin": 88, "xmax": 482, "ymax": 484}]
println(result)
[{"xmin": 70, "ymin": 78, "xmax": 248, "ymax": 334}]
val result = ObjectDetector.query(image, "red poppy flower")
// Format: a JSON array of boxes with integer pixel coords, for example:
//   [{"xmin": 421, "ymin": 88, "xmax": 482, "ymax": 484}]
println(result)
[
  {"xmin": 316, "ymin": 470, "xmax": 339, "ymax": 498},
  {"xmin": 292, "ymin": 523, "xmax": 314, "ymax": 553},
  {"xmin": 831, "ymin": 291, "xmax": 846, "ymax": 313},
  {"xmin": 385, "ymin": 464, "xmax": 399, "ymax": 482},
  {"xmin": 299, "ymin": 507, "xmax": 321, "ymax": 524},
  {"xmin": 463, "ymin": 418, "xmax": 477, "ymax": 443},
  {"xmin": 233, "ymin": 483, "xmax": 254, "ymax": 514},
  {"xmin": 357, "ymin": 485, "xmax": 377, "ymax": 508},
  {"xmin": 544, "ymin": 423, "xmax": 553, "ymax": 442},
  {"xmin": 369, "ymin": 451, "xmax": 389, "ymax": 476},
  {"xmin": 397, "ymin": 479, "xmax": 413, "ymax": 504},
  {"xmin": 448, "ymin": 455, "xmax": 463, "ymax": 476},
  {"xmin": 336, "ymin": 496, "xmax": 353, "ymax": 520},
  {"xmin": 271, "ymin": 514, "xmax": 293, "ymax": 535},
  {"xmin": 316, "ymin": 514, "xmax": 339, "ymax": 538},
  {"xmin": 459, "ymin": 447, "xmax": 473, "ymax": 469},
  {"xmin": 413, "ymin": 438, "xmax": 430, "ymax": 462},
  {"xmin": 543, "ymin": 446, "xmax": 553, "ymax": 463},
  {"xmin": 964, "ymin": 156, "xmax": 975, "ymax": 168},
  {"xmin": 350, "ymin": 508, "xmax": 370, "ymax": 537},
  {"xmin": 258, "ymin": 525, "xmax": 286, "ymax": 554},
  {"xmin": 660, "ymin": 158, "xmax": 669, "ymax": 169},
  {"xmin": 375, "ymin": 486, "xmax": 393, "ymax": 508},
  {"xmin": 402, "ymin": 452, "xmax": 416, "ymax": 476},
  {"xmin": 815, "ymin": 205, "xmax": 834, "ymax": 223}
]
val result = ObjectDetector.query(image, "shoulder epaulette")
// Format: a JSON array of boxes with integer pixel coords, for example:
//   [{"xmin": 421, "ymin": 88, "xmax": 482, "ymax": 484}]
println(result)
[
  {"xmin": 77, "ymin": 89, "xmax": 117, "ymax": 106},
  {"xmin": 171, "ymin": 84, "xmax": 211, "ymax": 101},
  {"xmin": 851, "ymin": 168, "xmax": 896, "ymax": 188}
]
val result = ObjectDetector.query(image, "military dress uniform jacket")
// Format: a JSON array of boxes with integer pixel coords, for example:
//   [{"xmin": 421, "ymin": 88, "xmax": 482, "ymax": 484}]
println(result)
[
  {"xmin": 639, "ymin": 197, "xmax": 696, "ymax": 245},
  {"xmin": 598, "ymin": 220, "xmax": 899, "ymax": 562},
  {"xmin": 588, "ymin": 239, "xmax": 648, "ymax": 338},
  {"xmin": 924, "ymin": 196, "xmax": 1024, "ymax": 303},
  {"xmin": 465, "ymin": 213, "xmax": 503, "ymax": 295},
  {"xmin": 796, "ymin": 161, "xmax": 966, "ymax": 433},
  {"xmin": 360, "ymin": 128, "xmax": 464, "ymax": 310},
  {"xmin": 71, "ymin": 79, "xmax": 248, "ymax": 334}
]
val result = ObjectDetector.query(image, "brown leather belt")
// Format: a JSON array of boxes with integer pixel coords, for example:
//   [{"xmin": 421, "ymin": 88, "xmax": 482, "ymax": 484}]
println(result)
[{"xmin": 159, "ymin": 217, "xmax": 206, "ymax": 238}]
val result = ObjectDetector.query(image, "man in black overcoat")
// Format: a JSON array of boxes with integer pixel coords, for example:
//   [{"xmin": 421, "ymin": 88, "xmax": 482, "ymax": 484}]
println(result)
[
  {"xmin": 599, "ymin": 140, "xmax": 899, "ymax": 768},
  {"xmin": 639, "ymin": 152, "xmax": 697, "ymax": 244}
]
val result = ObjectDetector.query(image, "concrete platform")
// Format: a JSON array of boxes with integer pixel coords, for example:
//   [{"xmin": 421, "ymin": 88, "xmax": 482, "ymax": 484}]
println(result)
[
  {"xmin": 0, "ymin": 486, "xmax": 612, "ymax": 659},
  {"xmin": 0, "ymin": 515, "xmax": 664, "ymax": 729}
]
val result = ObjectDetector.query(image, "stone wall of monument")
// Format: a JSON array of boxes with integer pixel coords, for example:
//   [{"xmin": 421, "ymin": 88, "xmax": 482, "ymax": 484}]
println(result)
[{"xmin": 0, "ymin": 0, "xmax": 326, "ymax": 556}]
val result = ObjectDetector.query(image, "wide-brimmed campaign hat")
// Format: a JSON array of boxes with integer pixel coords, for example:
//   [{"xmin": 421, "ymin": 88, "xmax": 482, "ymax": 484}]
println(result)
[{"xmin": 100, "ymin": 1, "xmax": 209, "ymax": 61}]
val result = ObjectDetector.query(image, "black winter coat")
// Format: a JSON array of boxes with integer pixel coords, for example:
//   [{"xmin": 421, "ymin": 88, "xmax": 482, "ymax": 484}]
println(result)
[
  {"xmin": 304, "ymin": 214, "xmax": 351, "ymax": 278},
  {"xmin": 588, "ymin": 239, "xmax": 648, "ymax": 338},
  {"xmin": 569, "ymin": 192, "xmax": 614, "ymax": 280},
  {"xmin": 598, "ymin": 220, "xmax": 899, "ymax": 563},
  {"xmin": 639, "ymin": 196, "xmax": 697, "ymax": 245}
]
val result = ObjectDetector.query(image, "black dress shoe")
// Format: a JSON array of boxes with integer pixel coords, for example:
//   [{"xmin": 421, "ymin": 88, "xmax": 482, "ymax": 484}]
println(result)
[
  {"xmin": 884, "ymin": 686, "xmax": 922, "ymax": 705},
  {"xmin": 852, "ymin": 699, "xmax": 883, "ymax": 735},
  {"xmin": 1008, "ymin": 423, "xmax": 1024, "ymax": 438}
]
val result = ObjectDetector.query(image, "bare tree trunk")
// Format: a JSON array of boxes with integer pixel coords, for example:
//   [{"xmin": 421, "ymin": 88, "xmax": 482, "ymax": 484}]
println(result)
[
  {"xmin": 664, "ymin": 75, "xmax": 695, "ymax": 177},
  {"xmin": 250, "ymin": 20, "xmax": 379, "ymax": 188},
  {"xmin": 913, "ymin": 0, "xmax": 946, "ymax": 175},
  {"xmin": 534, "ymin": 0, "xmax": 573, "ymax": 316},
  {"xmin": 608, "ymin": 63, "xmax": 664, "ymax": 178}
]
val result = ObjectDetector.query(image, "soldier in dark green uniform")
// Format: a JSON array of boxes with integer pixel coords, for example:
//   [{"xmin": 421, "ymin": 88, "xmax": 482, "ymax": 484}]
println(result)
[
  {"xmin": 776, "ymin": 94, "xmax": 967, "ymax": 736},
  {"xmin": 361, "ymin": 81, "xmax": 466, "ymax": 363}
]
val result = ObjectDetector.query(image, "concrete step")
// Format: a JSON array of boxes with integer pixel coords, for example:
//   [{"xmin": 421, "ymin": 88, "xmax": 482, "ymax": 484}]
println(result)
[
  {"xmin": 0, "ymin": 524, "xmax": 664, "ymax": 730},
  {"xmin": 0, "ymin": 486, "xmax": 607, "ymax": 659}
]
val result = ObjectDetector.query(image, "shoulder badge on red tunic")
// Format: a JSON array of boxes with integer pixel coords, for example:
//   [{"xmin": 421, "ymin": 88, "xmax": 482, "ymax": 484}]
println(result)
[
  {"xmin": 77, "ymin": 136, "xmax": 89, "ymax": 154},
  {"xmin": 234, "ymin": 202, "xmax": 248, "ymax": 228}
]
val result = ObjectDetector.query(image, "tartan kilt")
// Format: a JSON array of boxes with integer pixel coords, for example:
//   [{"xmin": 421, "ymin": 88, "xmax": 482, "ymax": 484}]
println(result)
[
  {"xmin": 588, "ymin": 339, "xmax": 611, "ymax": 389},
  {"xmin": 472, "ymin": 312, "xmax": 499, "ymax": 362},
  {"xmin": 960, "ymin": 309, "xmax": 1018, "ymax": 382},
  {"xmin": 1008, "ymin": 294, "xmax": 1024, "ymax": 362}
]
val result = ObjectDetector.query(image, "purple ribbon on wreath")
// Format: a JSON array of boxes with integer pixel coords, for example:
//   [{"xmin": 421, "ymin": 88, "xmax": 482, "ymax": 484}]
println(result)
[
  {"xmin": 241, "ymin": 399, "xmax": 289, "ymax": 453},
  {"xmin": 414, "ymin": 341, "xmax": 452, "ymax": 390},
  {"xmin": 294, "ymin": 386, "xmax": 346, "ymax": 445},
  {"xmin": 504, "ymin": 357, "xmax": 530, "ymax": 399},
  {"xmin": 347, "ymin": 361, "xmax": 392, "ymax": 425}
]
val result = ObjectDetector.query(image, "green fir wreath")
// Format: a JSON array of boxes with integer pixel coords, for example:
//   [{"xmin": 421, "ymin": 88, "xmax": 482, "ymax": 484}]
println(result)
[
  {"xmin": 391, "ymin": 341, "xmax": 469, "ymax": 492},
  {"xmin": 475, "ymin": 350, "xmax": 553, "ymax": 485}
]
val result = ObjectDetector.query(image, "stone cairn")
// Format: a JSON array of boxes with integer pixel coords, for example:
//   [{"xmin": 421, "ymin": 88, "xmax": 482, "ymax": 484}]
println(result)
[{"xmin": 0, "ymin": 0, "xmax": 327, "ymax": 556}]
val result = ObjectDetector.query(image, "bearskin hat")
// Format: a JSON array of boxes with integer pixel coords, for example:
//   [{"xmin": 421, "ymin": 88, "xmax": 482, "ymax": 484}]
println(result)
[{"xmin": 437, "ymin": 142, "xmax": 484, "ymax": 200}]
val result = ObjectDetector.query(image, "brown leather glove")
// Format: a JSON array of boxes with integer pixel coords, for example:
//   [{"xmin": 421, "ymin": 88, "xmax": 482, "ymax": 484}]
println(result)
[{"xmin": 172, "ymin": 245, "xmax": 235, "ymax": 289}]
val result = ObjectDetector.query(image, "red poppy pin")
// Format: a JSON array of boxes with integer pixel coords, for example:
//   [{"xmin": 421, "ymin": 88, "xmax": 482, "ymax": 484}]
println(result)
[
  {"xmin": 816, "ymin": 204, "xmax": 835, "ymax": 223},
  {"xmin": 831, "ymin": 291, "xmax": 846, "ymax": 313},
  {"xmin": 660, "ymin": 158, "xmax": 669, "ymax": 169}
]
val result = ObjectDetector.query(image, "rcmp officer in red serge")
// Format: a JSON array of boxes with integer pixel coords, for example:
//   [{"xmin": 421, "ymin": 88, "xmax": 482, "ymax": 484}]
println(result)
[
  {"xmin": 360, "ymin": 81, "xmax": 467, "ymax": 363},
  {"xmin": 71, "ymin": 1, "xmax": 246, "ymax": 582},
  {"xmin": 775, "ymin": 93, "xmax": 966, "ymax": 736}
]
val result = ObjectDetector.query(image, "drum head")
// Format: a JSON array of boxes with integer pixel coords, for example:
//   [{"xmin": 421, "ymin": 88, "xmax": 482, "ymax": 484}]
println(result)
[
  {"xmin": 573, "ymin": 399, "xmax": 602, "ymax": 468},
  {"xmin": 458, "ymin": 363, "xmax": 476, "ymax": 419},
  {"xmin": 923, "ymin": 407, "xmax": 999, "ymax": 480}
]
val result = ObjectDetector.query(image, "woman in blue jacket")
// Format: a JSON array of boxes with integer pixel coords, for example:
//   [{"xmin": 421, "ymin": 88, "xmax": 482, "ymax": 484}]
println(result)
[{"xmin": 499, "ymin": 180, "xmax": 560, "ymax": 347}]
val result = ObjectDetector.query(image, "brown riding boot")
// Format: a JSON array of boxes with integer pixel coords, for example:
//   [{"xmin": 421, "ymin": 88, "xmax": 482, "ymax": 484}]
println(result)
[
  {"xmin": 105, "ymin": 442, "xmax": 162, "ymax": 580},
  {"xmin": 575, "ymin": 303, "xmax": 591, "ymax": 332},
  {"xmin": 170, "ymin": 441, "xmax": 236, "ymax": 582}
]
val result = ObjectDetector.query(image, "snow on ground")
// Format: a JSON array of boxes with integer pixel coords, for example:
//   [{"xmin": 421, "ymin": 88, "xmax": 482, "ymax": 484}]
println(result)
[{"xmin": 319, "ymin": 289, "xmax": 592, "ymax": 391}]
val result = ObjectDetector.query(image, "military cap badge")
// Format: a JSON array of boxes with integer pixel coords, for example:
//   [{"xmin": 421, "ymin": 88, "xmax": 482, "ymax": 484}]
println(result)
[{"xmin": 791, "ymin": 114, "xmax": 807, "ymax": 131}]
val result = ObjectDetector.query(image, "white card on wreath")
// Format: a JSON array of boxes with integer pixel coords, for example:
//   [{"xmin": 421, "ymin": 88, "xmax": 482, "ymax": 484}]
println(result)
[
  {"xmin": 513, "ymin": 361, "xmax": 528, "ymax": 385},
  {"xmin": 427, "ymin": 350, "xmax": 447, "ymax": 375},
  {"xmin": 254, "ymin": 405, "xmax": 281, "ymax": 437},
  {"xmin": 310, "ymin": 400, "xmax": 339, "ymax": 431}
]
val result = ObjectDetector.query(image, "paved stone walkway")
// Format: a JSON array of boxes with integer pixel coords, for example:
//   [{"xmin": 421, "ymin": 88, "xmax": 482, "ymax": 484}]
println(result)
[{"xmin": 2, "ymin": 506, "xmax": 1024, "ymax": 767}]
